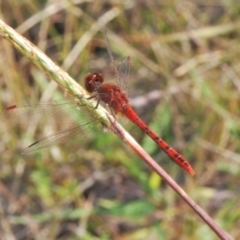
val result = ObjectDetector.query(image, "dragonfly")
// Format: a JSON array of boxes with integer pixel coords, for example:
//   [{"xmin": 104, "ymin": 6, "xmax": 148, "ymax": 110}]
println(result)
[{"xmin": 1, "ymin": 29, "xmax": 195, "ymax": 175}]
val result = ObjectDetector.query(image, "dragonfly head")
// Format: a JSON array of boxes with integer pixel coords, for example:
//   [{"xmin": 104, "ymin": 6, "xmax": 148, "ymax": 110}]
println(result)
[{"xmin": 84, "ymin": 72, "xmax": 104, "ymax": 93}]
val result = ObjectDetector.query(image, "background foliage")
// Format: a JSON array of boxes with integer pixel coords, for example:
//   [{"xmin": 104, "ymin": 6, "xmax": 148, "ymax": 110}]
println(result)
[{"xmin": 0, "ymin": 1, "xmax": 240, "ymax": 239}]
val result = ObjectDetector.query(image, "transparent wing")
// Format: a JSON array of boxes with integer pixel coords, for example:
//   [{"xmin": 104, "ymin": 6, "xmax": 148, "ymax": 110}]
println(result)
[
  {"xmin": 22, "ymin": 120, "xmax": 98, "ymax": 153},
  {"xmin": 117, "ymin": 56, "xmax": 130, "ymax": 96},
  {"xmin": 2, "ymin": 100, "xmax": 82, "ymax": 126},
  {"xmin": 104, "ymin": 28, "xmax": 130, "ymax": 95},
  {"xmin": 1, "ymin": 101, "xmax": 103, "ymax": 152}
]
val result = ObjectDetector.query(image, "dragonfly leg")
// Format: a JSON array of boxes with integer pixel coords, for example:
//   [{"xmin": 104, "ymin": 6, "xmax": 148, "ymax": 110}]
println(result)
[{"xmin": 84, "ymin": 94, "xmax": 100, "ymax": 109}]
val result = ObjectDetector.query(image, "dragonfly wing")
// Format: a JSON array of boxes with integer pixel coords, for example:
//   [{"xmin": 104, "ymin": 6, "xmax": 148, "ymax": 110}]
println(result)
[
  {"xmin": 104, "ymin": 28, "xmax": 130, "ymax": 95},
  {"xmin": 117, "ymin": 56, "xmax": 130, "ymax": 96},
  {"xmin": 22, "ymin": 120, "xmax": 97, "ymax": 153},
  {"xmin": 1, "ymin": 101, "xmax": 103, "ymax": 152},
  {"xmin": 1, "ymin": 101, "xmax": 90, "ymax": 128}
]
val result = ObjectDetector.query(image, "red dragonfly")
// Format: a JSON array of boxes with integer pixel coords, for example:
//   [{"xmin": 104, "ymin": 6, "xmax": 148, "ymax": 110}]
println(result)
[{"xmin": 1, "ymin": 30, "xmax": 195, "ymax": 175}]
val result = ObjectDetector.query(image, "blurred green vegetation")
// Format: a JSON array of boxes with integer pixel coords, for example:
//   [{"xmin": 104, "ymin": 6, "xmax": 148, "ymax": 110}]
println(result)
[{"xmin": 0, "ymin": 1, "xmax": 240, "ymax": 239}]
